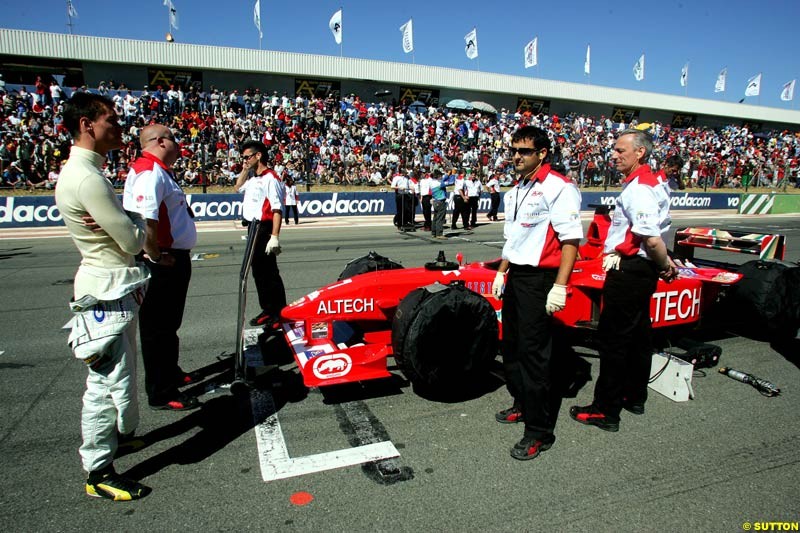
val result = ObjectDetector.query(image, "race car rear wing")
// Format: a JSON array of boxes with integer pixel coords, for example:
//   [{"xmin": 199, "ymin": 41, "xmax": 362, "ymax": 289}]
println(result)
[{"xmin": 673, "ymin": 227, "xmax": 786, "ymax": 261}]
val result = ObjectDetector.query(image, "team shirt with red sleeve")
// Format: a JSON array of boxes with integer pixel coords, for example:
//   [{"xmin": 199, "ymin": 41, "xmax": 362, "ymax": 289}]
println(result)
[
  {"xmin": 604, "ymin": 164, "xmax": 671, "ymax": 259},
  {"xmin": 501, "ymin": 163, "xmax": 583, "ymax": 268},
  {"xmin": 123, "ymin": 152, "xmax": 197, "ymax": 250},
  {"xmin": 239, "ymin": 168, "xmax": 285, "ymax": 223}
]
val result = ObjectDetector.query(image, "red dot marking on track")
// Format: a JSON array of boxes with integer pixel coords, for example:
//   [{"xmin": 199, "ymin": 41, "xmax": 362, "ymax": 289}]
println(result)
[{"xmin": 290, "ymin": 491, "xmax": 314, "ymax": 506}]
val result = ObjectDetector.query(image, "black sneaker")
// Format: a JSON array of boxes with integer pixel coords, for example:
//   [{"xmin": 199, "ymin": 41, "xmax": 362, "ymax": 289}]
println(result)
[
  {"xmin": 569, "ymin": 404, "xmax": 619, "ymax": 432},
  {"xmin": 495, "ymin": 406, "xmax": 523, "ymax": 424},
  {"xmin": 149, "ymin": 394, "xmax": 200, "ymax": 411},
  {"xmin": 86, "ymin": 467, "xmax": 151, "ymax": 501},
  {"xmin": 622, "ymin": 398, "xmax": 645, "ymax": 415},
  {"xmin": 510, "ymin": 437, "xmax": 553, "ymax": 461}
]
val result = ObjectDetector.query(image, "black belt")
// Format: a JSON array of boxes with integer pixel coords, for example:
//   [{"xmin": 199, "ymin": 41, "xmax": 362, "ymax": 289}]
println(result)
[{"xmin": 509, "ymin": 263, "xmax": 556, "ymax": 273}]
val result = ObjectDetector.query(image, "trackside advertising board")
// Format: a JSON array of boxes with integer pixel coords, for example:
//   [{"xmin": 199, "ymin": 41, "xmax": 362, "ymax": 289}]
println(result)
[{"xmin": 0, "ymin": 192, "xmax": 741, "ymax": 229}]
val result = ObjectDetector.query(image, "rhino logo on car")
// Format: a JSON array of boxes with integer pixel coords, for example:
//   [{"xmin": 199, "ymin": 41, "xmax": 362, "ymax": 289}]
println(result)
[{"xmin": 312, "ymin": 354, "xmax": 353, "ymax": 379}]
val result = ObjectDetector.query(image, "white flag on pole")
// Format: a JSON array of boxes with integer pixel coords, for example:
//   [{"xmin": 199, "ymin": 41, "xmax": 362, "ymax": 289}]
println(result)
[
  {"xmin": 464, "ymin": 28, "xmax": 478, "ymax": 60},
  {"xmin": 633, "ymin": 54, "xmax": 645, "ymax": 81},
  {"xmin": 67, "ymin": 0, "xmax": 78, "ymax": 18},
  {"xmin": 400, "ymin": 19, "xmax": 413, "ymax": 54},
  {"xmin": 715, "ymin": 68, "xmax": 727, "ymax": 93},
  {"xmin": 745, "ymin": 73, "xmax": 761, "ymax": 97},
  {"xmin": 329, "ymin": 9, "xmax": 342, "ymax": 45},
  {"xmin": 584, "ymin": 44, "xmax": 591, "ymax": 75},
  {"xmin": 781, "ymin": 79, "xmax": 795, "ymax": 102},
  {"xmin": 164, "ymin": 0, "xmax": 178, "ymax": 30},
  {"xmin": 680, "ymin": 62, "xmax": 689, "ymax": 87},
  {"xmin": 524, "ymin": 37, "xmax": 537, "ymax": 68},
  {"xmin": 253, "ymin": 0, "xmax": 262, "ymax": 39}
]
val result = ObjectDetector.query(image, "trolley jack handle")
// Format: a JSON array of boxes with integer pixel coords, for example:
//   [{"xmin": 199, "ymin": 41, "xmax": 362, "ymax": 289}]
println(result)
[{"xmin": 234, "ymin": 221, "xmax": 263, "ymax": 385}]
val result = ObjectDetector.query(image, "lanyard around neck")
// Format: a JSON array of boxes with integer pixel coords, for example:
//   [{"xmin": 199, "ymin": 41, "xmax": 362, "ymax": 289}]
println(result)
[{"xmin": 513, "ymin": 180, "xmax": 534, "ymax": 222}]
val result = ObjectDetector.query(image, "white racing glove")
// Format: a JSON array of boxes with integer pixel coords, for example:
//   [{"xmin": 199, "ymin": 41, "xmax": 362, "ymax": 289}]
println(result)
[
  {"xmin": 602, "ymin": 252, "xmax": 621, "ymax": 272},
  {"xmin": 265, "ymin": 235, "xmax": 282, "ymax": 256},
  {"xmin": 545, "ymin": 283, "xmax": 567, "ymax": 315},
  {"xmin": 491, "ymin": 271, "xmax": 506, "ymax": 300}
]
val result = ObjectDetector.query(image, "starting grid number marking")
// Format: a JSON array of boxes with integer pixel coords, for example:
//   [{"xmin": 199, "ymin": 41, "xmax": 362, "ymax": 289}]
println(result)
[
  {"xmin": 249, "ymin": 388, "xmax": 399, "ymax": 482},
  {"xmin": 243, "ymin": 332, "xmax": 400, "ymax": 482}
]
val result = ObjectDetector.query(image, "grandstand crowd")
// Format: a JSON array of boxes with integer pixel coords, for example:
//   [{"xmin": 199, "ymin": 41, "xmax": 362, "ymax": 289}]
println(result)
[{"xmin": 1, "ymin": 76, "xmax": 799, "ymax": 191}]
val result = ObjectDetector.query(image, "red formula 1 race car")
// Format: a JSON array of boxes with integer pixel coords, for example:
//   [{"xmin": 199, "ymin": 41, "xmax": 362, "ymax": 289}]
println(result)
[{"xmin": 276, "ymin": 207, "xmax": 790, "ymax": 390}]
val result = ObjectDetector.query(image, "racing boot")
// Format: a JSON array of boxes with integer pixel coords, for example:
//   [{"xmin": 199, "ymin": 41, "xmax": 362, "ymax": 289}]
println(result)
[{"xmin": 86, "ymin": 465, "xmax": 151, "ymax": 501}]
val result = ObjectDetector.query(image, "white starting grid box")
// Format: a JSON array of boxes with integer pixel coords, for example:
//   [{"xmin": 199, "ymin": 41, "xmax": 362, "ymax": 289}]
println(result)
[{"xmin": 648, "ymin": 352, "xmax": 695, "ymax": 402}]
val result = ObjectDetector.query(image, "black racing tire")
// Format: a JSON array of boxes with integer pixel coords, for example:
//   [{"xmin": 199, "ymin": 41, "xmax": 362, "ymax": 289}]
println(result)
[
  {"xmin": 725, "ymin": 260, "xmax": 800, "ymax": 339},
  {"xmin": 338, "ymin": 251, "xmax": 404, "ymax": 281},
  {"xmin": 391, "ymin": 283, "xmax": 499, "ymax": 389}
]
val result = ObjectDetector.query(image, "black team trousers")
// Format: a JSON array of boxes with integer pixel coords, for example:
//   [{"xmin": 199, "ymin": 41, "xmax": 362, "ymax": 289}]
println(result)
[{"xmin": 594, "ymin": 256, "xmax": 659, "ymax": 421}]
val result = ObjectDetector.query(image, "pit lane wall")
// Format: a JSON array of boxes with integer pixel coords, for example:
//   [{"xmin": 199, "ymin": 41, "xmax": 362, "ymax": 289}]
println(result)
[{"xmin": 0, "ymin": 191, "xmax": 743, "ymax": 229}]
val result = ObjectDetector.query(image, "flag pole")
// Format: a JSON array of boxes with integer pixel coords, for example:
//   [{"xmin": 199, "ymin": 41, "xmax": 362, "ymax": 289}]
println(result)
[
  {"xmin": 476, "ymin": 26, "xmax": 480, "ymax": 71},
  {"xmin": 411, "ymin": 18, "xmax": 415, "ymax": 65},
  {"xmin": 66, "ymin": 2, "xmax": 74, "ymax": 35}
]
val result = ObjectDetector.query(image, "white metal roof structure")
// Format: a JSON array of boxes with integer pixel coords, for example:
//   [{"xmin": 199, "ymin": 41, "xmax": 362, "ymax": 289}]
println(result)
[{"xmin": 2, "ymin": 28, "xmax": 798, "ymax": 127}]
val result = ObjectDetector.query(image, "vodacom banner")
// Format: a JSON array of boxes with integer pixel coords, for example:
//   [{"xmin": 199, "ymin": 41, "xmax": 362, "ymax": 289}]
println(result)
[{"xmin": 0, "ymin": 192, "xmax": 740, "ymax": 229}]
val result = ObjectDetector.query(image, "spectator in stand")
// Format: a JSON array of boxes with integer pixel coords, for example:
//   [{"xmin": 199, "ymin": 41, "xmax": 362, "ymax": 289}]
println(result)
[
  {"xmin": 2, "ymin": 160, "xmax": 25, "ymax": 188},
  {"xmin": 1, "ymin": 77, "xmax": 798, "ymax": 195},
  {"xmin": 46, "ymin": 160, "xmax": 62, "ymax": 189}
]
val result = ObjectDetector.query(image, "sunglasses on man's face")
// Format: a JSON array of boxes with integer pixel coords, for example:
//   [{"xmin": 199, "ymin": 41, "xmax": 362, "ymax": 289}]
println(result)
[{"xmin": 509, "ymin": 147, "xmax": 538, "ymax": 156}]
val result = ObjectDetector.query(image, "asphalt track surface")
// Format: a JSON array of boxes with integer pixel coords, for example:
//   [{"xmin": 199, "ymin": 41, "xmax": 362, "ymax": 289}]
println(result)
[{"xmin": 1, "ymin": 211, "xmax": 799, "ymax": 532}]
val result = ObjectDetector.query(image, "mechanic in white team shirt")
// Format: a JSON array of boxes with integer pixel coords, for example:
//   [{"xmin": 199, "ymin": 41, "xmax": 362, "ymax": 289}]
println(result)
[
  {"xmin": 491, "ymin": 125, "xmax": 583, "ymax": 461},
  {"xmin": 570, "ymin": 128, "xmax": 676, "ymax": 434},
  {"xmin": 123, "ymin": 123, "xmax": 199, "ymax": 412},
  {"xmin": 463, "ymin": 169, "xmax": 482, "ymax": 228},
  {"xmin": 236, "ymin": 140, "xmax": 286, "ymax": 328}
]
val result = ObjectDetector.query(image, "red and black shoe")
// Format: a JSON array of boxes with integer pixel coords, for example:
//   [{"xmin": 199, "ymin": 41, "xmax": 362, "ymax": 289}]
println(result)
[
  {"xmin": 510, "ymin": 437, "xmax": 553, "ymax": 461},
  {"xmin": 495, "ymin": 406, "xmax": 523, "ymax": 424},
  {"xmin": 177, "ymin": 370, "xmax": 203, "ymax": 387},
  {"xmin": 249, "ymin": 311, "xmax": 280, "ymax": 329},
  {"xmin": 569, "ymin": 404, "xmax": 619, "ymax": 432}
]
